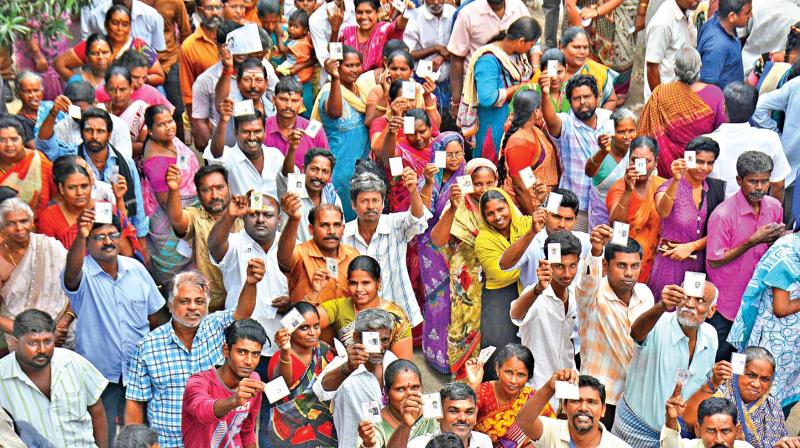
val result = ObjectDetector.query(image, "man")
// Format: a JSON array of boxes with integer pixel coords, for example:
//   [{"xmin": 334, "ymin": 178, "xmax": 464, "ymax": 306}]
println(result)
[
  {"xmin": 539, "ymin": 75, "xmax": 614, "ymax": 232},
  {"xmin": 165, "ymin": 165, "xmax": 243, "ymax": 311},
  {"xmin": 223, "ymin": 0, "xmax": 249, "ymax": 23},
  {"xmin": 612, "ymin": 282, "xmax": 719, "ymax": 446},
  {"xmin": 62, "ymin": 210, "xmax": 165, "ymax": 445},
  {"xmin": 266, "ymin": 77, "xmax": 329, "ymax": 168},
  {"xmin": 278, "ymin": 147, "xmax": 342, "ymax": 243},
  {"xmin": 179, "ymin": 0, "xmax": 224, "ymax": 115},
  {"xmin": 446, "ymin": 0, "xmax": 530, "ymax": 117},
  {"xmin": 309, "ymin": 0, "xmax": 356, "ymax": 86},
  {"xmin": 205, "ymin": 104, "xmax": 283, "ymax": 198},
  {"xmin": 125, "ymin": 267, "xmax": 260, "ymax": 447},
  {"xmin": 541, "ymin": 0, "xmax": 561, "ymax": 49},
  {"xmin": 82, "ymin": 0, "xmax": 166, "ymax": 50},
  {"xmin": 510, "ymin": 231, "xmax": 581, "ymax": 401},
  {"xmin": 182, "ymin": 319, "xmax": 264, "ymax": 447},
  {"xmin": 0, "ymin": 309, "xmax": 108, "ymax": 447},
  {"xmin": 313, "ymin": 309, "xmax": 398, "ymax": 448},
  {"xmin": 707, "ymin": 83, "xmax": 790, "ymax": 201},
  {"xmin": 662, "ymin": 394, "xmax": 753, "ymax": 448},
  {"xmin": 114, "ymin": 425, "xmax": 160, "ymax": 448},
  {"xmin": 706, "ymin": 151, "xmax": 784, "ymax": 361},
  {"xmin": 214, "ymin": 56, "xmax": 278, "ymax": 147},
  {"xmin": 739, "ymin": 0, "xmax": 800, "ymax": 72},
  {"xmin": 0, "ymin": 199, "xmax": 73, "ymax": 347},
  {"xmin": 644, "ymin": 0, "xmax": 700, "ymax": 97},
  {"xmin": 388, "ymin": 382, "xmax": 492, "ymax": 448},
  {"xmin": 341, "ymin": 170, "xmax": 429, "ymax": 326},
  {"xmin": 499, "ymin": 188, "xmax": 591, "ymax": 288},
  {"xmin": 36, "ymin": 81, "xmax": 133, "ymax": 160},
  {"xmin": 696, "ymin": 0, "xmax": 751, "ymax": 89},
  {"xmin": 13, "ymin": 70, "xmax": 43, "ymax": 147},
  {"xmin": 575, "ymin": 226, "xmax": 654, "ymax": 428},
  {"xmin": 517, "ymin": 370, "xmax": 631, "ymax": 447}
]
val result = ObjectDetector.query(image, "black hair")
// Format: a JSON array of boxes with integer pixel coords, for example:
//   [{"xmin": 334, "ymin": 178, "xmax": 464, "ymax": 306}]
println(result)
[
  {"xmin": 578, "ymin": 375, "xmax": 606, "ymax": 404},
  {"xmin": 237, "ymin": 57, "xmax": 268, "ymax": 79},
  {"xmin": 354, "ymin": 0, "xmax": 380, "ymax": 10},
  {"xmin": 64, "ymin": 80, "xmax": 97, "ymax": 104},
  {"xmin": 12, "ymin": 309, "xmax": 55, "ymax": 338},
  {"xmin": 91, "ymin": 214, "xmax": 122, "ymax": 233},
  {"xmin": 80, "ymin": 107, "xmax": 114, "ymax": 134},
  {"xmin": 288, "ymin": 9, "xmax": 310, "ymax": 29},
  {"xmin": 194, "ymin": 164, "xmax": 229, "ymax": 191},
  {"xmin": 114, "ymin": 424, "xmax": 159, "ymax": 448},
  {"xmin": 479, "ymin": 189, "xmax": 508, "ymax": 218},
  {"xmin": 440, "ymin": 382, "xmax": 477, "ymax": 404},
  {"xmin": 257, "ymin": 0, "xmax": 281, "ymax": 17},
  {"xmin": 425, "ymin": 433, "xmax": 464, "ymax": 448},
  {"xmin": 787, "ymin": 20, "xmax": 800, "ymax": 57},
  {"xmin": 541, "ymin": 48, "xmax": 566, "ymax": 66},
  {"xmin": 275, "ymin": 76, "xmax": 304, "ymax": 96},
  {"xmin": 105, "ymin": 4, "xmax": 132, "ymax": 27},
  {"xmin": 287, "ymin": 301, "xmax": 319, "ymax": 319},
  {"xmin": 118, "ymin": 49, "xmax": 149, "ymax": 70},
  {"xmin": 697, "ymin": 397, "xmax": 738, "ymax": 426},
  {"xmin": 722, "ymin": 81, "xmax": 758, "ymax": 123},
  {"xmin": 565, "ymin": 74, "xmax": 599, "ymax": 101},
  {"xmin": 303, "ymin": 147, "xmax": 336, "ymax": 170},
  {"xmin": 406, "ymin": 108, "xmax": 431, "ymax": 128},
  {"xmin": 347, "ymin": 255, "xmax": 381, "ymax": 281},
  {"xmin": 224, "ymin": 318, "xmax": 269, "ymax": 348},
  {"xmin": 104, "ymin": 65, "xmax": 132, "ymax": 86},
  {"xmin": 257, "ymin": 25, "xmax": 273, "ymax": 51},
  {"xmin": 386, "ymin": 49, "xmax": 414, "ymax": 70},
  {"xmin": 0, "ymin": 114, "xmax": 26, "ymax": 138},
  {"xmin": 233, "ymin": 108, "xmax": 266, "ymax": 132},
  {"xmin": 388, "ymin": 79, "xmax": 405, "ymax": 101},
  {"xmin": 144, "ymin": 105, "xmax": 172, "ymax": 132},
  {"xmin": 494, "ymin": 343, "xmax": 534, "ymax": 378},
  {"xmin": 384, "ymin": 359, "xmax": 422, "ymax": 392},
  {"xmin": 718, "ymin": 0, "xmax": 751, "ymax": 17},
  {"xmin": 603, "ymin": 237, "xmax": 644, "ymax": 262},
  {"xmin": 560, "ymin": 26, "xmax": 589, "ymax": 48},
  {"xmin": 217, "ymin": 20, "xmax": 243, "ymax": 45},
  {"xmin": 498, "ymin": 89, "xmax": 541, "ymax": 184},
  {"xmin": 0, "ymin": 186, "xmax": 18, "ymax": 204},
  {"xmin": 685, "ymin": 136, "xmax": 719, "ymax": 160},
  {"xmin": 342, "ymin": 44, "xmax": 362, "ymax": 62},
  {"xmin": 308, "ymin": 203, "xmax": 344, "ymax": 226},
  {"xmin": 383, "ymin": 39, "xmax": 410, "ymax": 61},
  {"xmin": 630, "ymin": 135, "xmax": 659, "ymax": 159},
  {"xmin": 86, "ymin": 33, "xmax": 112, "ymax": 58},
  {"xmin": 544, "ymin": 230, "xmax": 582, "ymax": 259},
  {"xmin": 489, "ymin": 17, "xmax": 542, "ymax": 44},
  {"xmin": 552, "ymin": 187, "xmax": 580, "ymax": 214},
  {"xmin": 53, "ymin": 156, "xmax": 91, "ymax": 186}
]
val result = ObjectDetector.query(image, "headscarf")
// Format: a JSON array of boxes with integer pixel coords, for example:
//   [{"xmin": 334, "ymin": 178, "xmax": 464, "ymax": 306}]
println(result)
[
  {"xmin": 450, "ymin": 158, "xmax": 498, "ymax": 247},
  {"xmin": 430, "ymin": 132, "xmax": 465, "ymax": 186}
]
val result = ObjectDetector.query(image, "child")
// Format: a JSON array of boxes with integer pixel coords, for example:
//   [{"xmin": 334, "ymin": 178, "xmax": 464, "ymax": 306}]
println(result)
[
  {"xmin": 276, "ymin": 10, "xmax": 316, "ymax": 116},
  {"xmin": 257, "ymin": 0, "xmax": 287, "ymax": 66}
]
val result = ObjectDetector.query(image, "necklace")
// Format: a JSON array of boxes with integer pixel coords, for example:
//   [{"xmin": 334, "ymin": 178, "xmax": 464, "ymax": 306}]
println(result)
[
  {"xmin": 385, "ymin": 405, "xmax": 402, "ymax": 426},
  {"xmin": 2, "ymin": 241, "xmax": 19, "ymax": 267}
]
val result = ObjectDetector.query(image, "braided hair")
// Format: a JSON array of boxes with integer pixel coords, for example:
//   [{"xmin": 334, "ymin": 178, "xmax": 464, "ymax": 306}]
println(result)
[{"xmin": 497, "ymin": 89, "xmax": 541, "ymax": 185}]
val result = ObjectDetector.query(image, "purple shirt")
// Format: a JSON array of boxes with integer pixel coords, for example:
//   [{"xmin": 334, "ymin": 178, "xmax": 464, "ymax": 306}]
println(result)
[
  {"xmin": 705, "ymin": 190, "xmax": 783, "ymax": 320},
  {"xmin": 263, "ymin": 116, "xmax": 329, "ymax": 169}
]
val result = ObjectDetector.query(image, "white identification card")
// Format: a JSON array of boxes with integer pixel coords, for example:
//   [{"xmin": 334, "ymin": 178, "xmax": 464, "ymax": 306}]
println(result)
[
  {"xmin": 519, "ymin": 166, "xmax": 536, "ymax": 189},
  {"xmin": 226, "ymin": 22, "xmax": 263, "ymax": 55},
  {"xmin": 361, "ymin": 400, "xmax": 383, "ymax": 423},
  {"xmin": 389, "ymin": 157, "xmax": 404, "ymax": 177},
  {"xmin": 94, "ymin": 201, "xmax": 113, "ymax": 224},
  {"xmin": 250, "ymin": 193, "xmax": 263, "ymax": 211},
  {"xmin": 554, "ymin": 381, "xmax": 580, "ymax": 400},
  {"xmin": 177, "ymin": 153, "xmax": 189, "ymax": 170},
  {"xmin": 675, "ymin": 368, "xmax": 691, "ymax": 386},
  {"xmin": 684, "ymin": 271, "xmax": 706, "ymax": 298},
  {"xmin": 611, "ymin": 221, "xmax": 630, "ymax": 247},
  {"xmin": 548, "ymin": 243, "xmax": 562, "ymax": 263},
  {"xmin": 233, "ymin": 99, "xmax": 255, "ymax": 117},
  {"xmin": 456, "ymin": 175, "xmax": 474, "ymax": 194},
  {"xmin": 111, "ymin": 165, "xmax": 120, "ymax": 184},
  {"xmin": 287, "ymin": 173, "xmax": 307, "ymax": 197},
  {"xmin": 69, "ymin": 105, "xmax": 82, "ymax": 120},
  {"xmin": 434, "ymin": 151, "xmax": 447, "ymax": 169},
  {"xmin": 634, "ymin": 158, "xmax": 647, "ymax": 175},
  {"xmin": 403, "ymin": 116, "xmax": 416, "ymax": 134},
  {"xmin": 547, "ymin": 59, "xmax": 558, "ymax": 78},
  {"xmin": 392, "ymin": 0, "xmax": 406, "ymax": 12},
  {"xmin": 416, "ymin": 60, "xmax": 433, "ymax": 79},
  {"xmin": 265, "ymin": 377, "xmax": 290, "ymax": 403},
  {"xmin": 329, "ymin": 42, "xmax": 343, "ymax": 61},
  {"xmin": 545, "ymin": 192, "xmax": 562, "ymax": 214},
  {"xmin": 478, "ymin": 345, "xmax": 496, "ymax": 364},
  {"xmin": 305, "ymin": 119, "xmax": 323, "ymax": 138},
  {"xmin": 731, "ymin": 352, "xmax": 747, "ymax": 375},
  {"xmin": 325, "ymin": 256, "xmax": 339, "ymax": 278},
  {"xmin": 401, "ymin": 81, "xmax": 416, "ymax": 99},
  {"xmin": 281, "ymin": 308, "xmax": 305, "ymax": 333},
  {"xmin": 422, "ymin": 393, "xmax": 443, "ymax": 419},
  {"xmin": 684, "ymin": 151, "xmax": 696, "ymax": 169},
  {"xmin": 363, "ymin": 331, "xmax": 381, "ymax": 353},
  {"xmin": 176, "ymin": 239, "xmax": 193, "ymax": 257}
]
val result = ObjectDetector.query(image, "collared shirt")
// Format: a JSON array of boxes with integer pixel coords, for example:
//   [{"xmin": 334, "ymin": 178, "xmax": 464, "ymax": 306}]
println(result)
[
  {"xmin": 36, "ymin": 113, "xmax": 133, "ymax": 161},
  {"xmin": 180, "ymin": 26, "xmax": 219, "ymax": 105},
  {"xmin": 623, "ymin": 312, "xmax": 718, "ymax": 431},
  {"xmin": 404, "ymin": 4, "xmax": 456, "ymax": 83},
  {"xmin": 0, "ymin": 348, "xmax": 107, "ymax": 448},
  {"xmin": 706, "ymin": 190, "xmax": 784, "ymax": 320},
  {"xmin": 506, "ymin": 229, "xmax": 591, "ymax": 288},
  {"xmin": 191, "ymin": 61, "xmax": 280, "ymax": 125},
  {"xmin": 752, "ymin": 76, "xmax": 800, "ymax": 186},
  {"xmin": 85, "ymin": 147, "xmax": 149, "ymax": 237},
  {"xmin": 203, "ymin": 143, "xmax": 285, "ymax": 198},
  {"xmin": 553, "ymin": 109, "xmax": 615, "ymax": 208},
  {"xmin": 706, "ymin": 123, "xmax": 791, "ymax": 198},
  {"xmin": 276, "ymin": 171, "xmax": 342, "ymax": 243},
  {"xmin": 125, "ymin": 311, "xmax": 235, "ymax": 448},
  {"xmin": 211, "ymin": 231, "xmax": 287, "ymax": 356},
  {"xmin": 264, "ymin": 116, "xmax": 330, "ymax": 169},
  {"xmin": 182, "ymin": 206, "xmax": 244, "ymax": 311},
  {"xmin": 697, "ymin": 15, "xmax": 743, "ymax": 89},
  {"xmin": 740, "ymin": 0, "xmax": 800, "ymax": 71},
  {"xmin": 61, "ymin": 255, "xmax": 165, "ymax": 383},
  {"xmin": 659, "ymin": 425, "xmax": 754, "ymax": 448},
  {"xmin": 150, "ymin": 0, "xmax": 192, "ymax": 71},
  {"xmin": 285, "ymin": 239, "xmax": 360, "ymax": 304},
  {"xmin": 575, "ymin": 255, "xmax": 654, "ymax": 405},
  {"xmin": 537, "ymin": 419, "xmax": 630, "ymax": 448},
  {"xmin": 309, "ymin": 0, "xmax": 356, "ymax": 85},
  {"xmin": 447, "ymin": 0, "xmax": 530, "ymax": 66},
  {"xmin": 342, "ymin": 211, "xmax": 430, "ymax": 326},
  {"xmin": 409, "ymin": 431, "xmax": 493, "ymax": 448},
  {"xmin": 644, "ymin": 0, "xmax": 697, "ymax": 97},
  {"xmin": 82, "ymin": 0, "xmax": 166, "ymax": 51}
]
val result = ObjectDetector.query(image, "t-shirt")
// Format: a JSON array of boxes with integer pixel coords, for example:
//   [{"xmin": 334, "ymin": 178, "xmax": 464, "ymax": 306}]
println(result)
[
  {"xmin": 320, "ymin": 298, "xmax": 412, "ymax": 348},
  {"xmin": 181, "ymin": 368, "xmax": 261, "ymax": 448}
]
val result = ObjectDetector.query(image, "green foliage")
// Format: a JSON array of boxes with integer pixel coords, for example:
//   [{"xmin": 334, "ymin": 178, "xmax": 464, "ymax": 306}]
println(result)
[{"xmin": 0, "ymin": 0, "xmax": 93, "ymax": 48}]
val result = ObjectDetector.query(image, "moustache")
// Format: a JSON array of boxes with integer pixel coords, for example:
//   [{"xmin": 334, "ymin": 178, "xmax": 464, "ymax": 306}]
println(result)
[
  {"xmin": 747, "ymin": 191, "xmax": 767, "ymax": 201},
  {"xmin": 101, "ymin": 244, "xmax": 116, "ymax": 251},
  {"xmin": 324, "ymin": 235, "xmax": 340, "ymax": 241}
]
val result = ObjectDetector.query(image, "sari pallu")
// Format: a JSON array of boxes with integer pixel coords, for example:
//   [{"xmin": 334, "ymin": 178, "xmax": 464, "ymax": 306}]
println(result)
[
  {"xmin": 475, "ymin": 382, "xmax": 555, "ymax": 448},
  {"xmin": 588, "ymin": 152, "xmax": 628, "ymax": 229},
  {"xmin": 712, "ymin": 378, "xmax": 787, "ymax": 448},
  {"xmin": 0, "ymin": 150, "xmax": 52, "ymax": 217}
]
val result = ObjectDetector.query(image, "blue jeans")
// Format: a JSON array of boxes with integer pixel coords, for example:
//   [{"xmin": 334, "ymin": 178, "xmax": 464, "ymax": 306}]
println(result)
[
  {"xmin": 100, "ymin": 381, "xmax": 126, "ymax": 446},
  {"xmin": 256, "ymin": 355, "xmax": 274, "ymax": 448}
]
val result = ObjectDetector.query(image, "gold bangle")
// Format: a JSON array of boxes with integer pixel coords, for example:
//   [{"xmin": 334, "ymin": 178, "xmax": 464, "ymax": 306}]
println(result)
[
  {"xmin": 66, "ymin": 311, "xmax": 77, "ymax": 320},
  {"xmin": 280, "ymin": 355, "xmax": 292, "ymax": 365},
  {"xmin": 664, "ymin": 192, "xmax": 674, "ymax": 200},
  {"xmin": 425, "ymin": 104, "xmax": 436, "ymax": 111},
  {"xmin": 617, "ymin": 203, "xmax": 628, "ymax": 210}
]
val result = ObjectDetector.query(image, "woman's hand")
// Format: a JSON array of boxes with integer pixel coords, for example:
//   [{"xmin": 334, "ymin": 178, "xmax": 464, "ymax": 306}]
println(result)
[
  {"xmin": 710, "ymin": 360, "xmax": 733, "ymax": 389},
  {"xmin": 275, "ymin": 328, "xmax": 292, "ymax": 351},
  {"xmin": 324, "ymin": 59, "xmax": 340, "ymax": 79},
  {"xmin": 580, "ymin": 5, "xmax": 599, "ymax": 19},
  {"xmin": 671, "ymin": 158, "xmax": 686, "ymax": 181},
  {"xmin": 358, "ymin": 420, "xmax": 377, "ymax": 448},
  {"xmin": 423, "ymin": 163, "xmax": 438, "ymax": 184},
  {"xmin": 663, "ymin": 241, "xmax": 695, "ymax": 261},
  {"xmin": 597, "ymin": 134, "xmax": 612, "ymax": 152},
  {"xmin": 387, "ymin": 116, "xmax": 403, "ymax": 134},
  {"xmin": 450, "ymin": 183, "xmax": 463, "ymax": 209},
  {"xmin": 623, "ymin": 164, "xmax": 638, "ymax": 192},
  {"xmin": 464, "ymin": 357, "xmax": 485, "ymax": 386},
  {"xmin": 422, "ymin": 77, "xmax": 436, "ymax": 96},
  {"xmin": 389, "ymin": 97, "xmax": 410, "ymax": 116}
]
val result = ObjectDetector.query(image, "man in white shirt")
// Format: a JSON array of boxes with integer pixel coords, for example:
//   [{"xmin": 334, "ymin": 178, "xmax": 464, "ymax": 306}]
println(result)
[
  {"xmin": 82, "ymin": 0, "xmax": 166, "ymax": 51},
  {"xmin": 309, "ymin": 0, "xmax": 356, "ymax": 86},
  {"xmin": 706, "ymin": 82, "xmax": 790, "ymax": 201},
  {"xmin": 644, "ymin": 0, "xmax": 699, "ymax": 97},
  {"xmin": 403, "ymin": 0, "xmax": 456, "ymax": 111},
  {"xmin": 739, "ymin": 0, "xmax": 800, "ymax": 72},
  {"xmin": 662, "ymin": 394, "xmax": 753, "ymax": 448}
]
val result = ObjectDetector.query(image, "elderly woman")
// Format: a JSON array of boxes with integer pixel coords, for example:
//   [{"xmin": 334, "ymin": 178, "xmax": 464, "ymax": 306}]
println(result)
[
  {"xmin": 683, "ymin": 347, "xmax": 788, "ymax": 448},
  {"xmin": 637, "ymin": 46, "xmax": 726, "ymax": 178}
]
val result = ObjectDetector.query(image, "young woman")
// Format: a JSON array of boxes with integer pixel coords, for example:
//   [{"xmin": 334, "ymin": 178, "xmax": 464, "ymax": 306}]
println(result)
[
  {"xmin": 63, "ymin": 33, "xmax": 113, "ymax": 88},
  {"xmin": 559, "ymin": 27, "xmax": 618, "ymax": 109},
  {"xmin": 334, "ymin": 0, "xmax": 407, "ymax": 73}
]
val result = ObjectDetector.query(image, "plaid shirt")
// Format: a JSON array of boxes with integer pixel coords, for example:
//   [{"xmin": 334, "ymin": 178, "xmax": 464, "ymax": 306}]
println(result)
[
  {"xmin": 126, "ymin": 310, "xmax": 235, "ymax": 447},
  {"xmin": 575, "ymin": 256, "xmax": 653, "ymax": 405}
]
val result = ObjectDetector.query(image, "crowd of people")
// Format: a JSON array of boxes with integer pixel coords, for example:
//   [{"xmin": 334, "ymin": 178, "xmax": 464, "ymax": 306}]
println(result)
[{"xmin": 0, "ymin": 0, "xmax": 799, "ymax": 446}]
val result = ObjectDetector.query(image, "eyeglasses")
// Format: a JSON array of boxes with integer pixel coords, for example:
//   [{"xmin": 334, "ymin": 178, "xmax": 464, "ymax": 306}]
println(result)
[
  {"xmin": 88, "ymin": 232, "xmax": 121, "ymax": 241},
  {"xmin": 445, "ymin": 151, "xmax": 464, "ymax": 160}
]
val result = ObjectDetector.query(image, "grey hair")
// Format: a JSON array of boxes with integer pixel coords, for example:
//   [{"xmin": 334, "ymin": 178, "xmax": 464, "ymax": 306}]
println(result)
[
  {"xmin": 114, "ymin": 424, "xmax": 159, "ymax": 448},
  {"xmin": 675, "ymin": 46, "xmax": 702, "ymax": 84},
  {"xmin": 736, "ymin": 150, "xmax": 773, "ymax": 178},
  {"xmin": 15, "ymin": 70, "xmax": 43, "ymax": 90},
  {"xmin": 742, "ymin": 346, "xmax": 776, "ymax": 372},
  {"xmin": 170, "ymin": 270, "xmax": 211, "ymax": 304},
  {"xmin": 0, "ymin": 197, "xmax": 33, "ymax": 227},
  {"xmin": 353, "ymin": 308, "xmax": 395, "ymax": 334},
  {"xmin": 610, "ymin": 107, "xmax": 637, "ymax": 127},
  {"xmin": 349, "ymin": 172, "xmax": 387, "ymax": 203}
]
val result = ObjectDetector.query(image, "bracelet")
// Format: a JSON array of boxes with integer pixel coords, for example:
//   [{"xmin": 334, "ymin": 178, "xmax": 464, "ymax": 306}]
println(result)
[
  {"xmin": 425, "ymin": 104, "xmax": 437, "ymax": 111},
  {"xmin": 280, "ymin": 355, "xmax": 292, "ymax": 365},
  {"xmin": 65, "ymin": 311, "xmax": 77, "ymax": 321},
  {"xmin": 664, "ymin": 192, "xmax": 674, "ymax": 200},
  {"xmin": 223, "ymin": 68, "xmax": 235, "ymax": 76},
  {"xmin": 705, "ymin": 379, "xmax": 717, "ymax": 393}
]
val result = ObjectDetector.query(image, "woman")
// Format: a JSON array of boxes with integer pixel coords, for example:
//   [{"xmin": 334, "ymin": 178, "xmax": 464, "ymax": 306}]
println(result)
[
  {"xmin": 268, "ymin": 302, "xmax": 338, "ymax": 448},
  {"xmin": 648, "ymin": 136, "xmax": 726, "ymax": 299},
  {"xmin": 606, "ymin": 136, "xmax": 666, "ymax": 283},
  {"xmin": 728, "ymin": 232, "xmax": 800, "ymax": 410},
  {"xmin": 459, "ymin": 17, "xmax": 538, "ymax": 162},
  {"xmin": 683, "ymin": 346, "xmax": 788, "ymax": 448},
  {"xmin": 357, "ymin": 360, "xmax": 439, "ymax": 447},
  {"xmin": 538, "ymin": 48, "xmax": 571, "ymax": 113},
  {"xmin": 312, "ymin": 47, "xmax": 369, "ymax": 221},
  {"xmin": 141, "ymin": 105, "xmax": 199, "ymax": 286},
  {"xmin": 464, "ymin": 343, "xmax": 555, "ymax": 447},
  {"xmin": 585, "ymin": 107, "xmax": 636, "ymax": 230},
  {"xmin": 335, "ymin": 0, "xmax": 407, "ymax": 74},
  {"xmin": 637, "ymin": 46, "xmax": 725, "ymax": 178},
  {"xmin": 63, "ymin": 33, "xmax": 113, "ymax": 88},
  {"xmin": 475, "ymin": 188, "xmax": 531, "ymax": 379},
  {"xmin": 429, "ymin": 158, "xmax": 498, "ymax": 378},
  {"xmin": 559, "ymin": 27, "xmax": 618, "ymax": 109},
  {"xmin": 498, "ymin": 89, "xmax": 558, "ymax": 215},
  {"xmin": 379, "ymin": 108, "xmax": 434, "ymax": 213},
  {"xmin": 564, "ymin": 0, "xmax": 638, "ymax": 103},
  {"xmin": 54, "ymin": 5, "xmax": 165, "ymax": 86},
  {"xmin": 417, "ymin": 132, "xmax": 465, "ymax": 374},
  {"xmin": 104, "ymin": 66, "xmax": 149, "ymax": 159},
  {"xmin": 364, "ymin": 50, "xmax": 440, "ymax": 128},
  {"xmin": 311, "ymin": 255, "xmax": 413, "ymax": 360},
  {"xmin": 0, "ymin": 115, "xmax": 54, "ymax": 218}
]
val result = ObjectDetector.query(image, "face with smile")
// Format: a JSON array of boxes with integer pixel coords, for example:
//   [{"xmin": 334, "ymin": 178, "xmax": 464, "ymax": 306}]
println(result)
[
  {"xmin": 440, "ymin": 397, "xmax": 477, "ymax": 440},
  {"xmin": 347, "ymin": 269, "xmax": 381, "ymax": 307},
  {"xmin": 0, "ymin": 127, "xmax": 25, "ymax": 163},
  {"xmin": 482, "ymin": 198, "xmax": 512, "ymax": 233},
  {"xmin": 444, "ymin": 141, "xmax": 464, "ymax": 173},
  {"xmin": 387, "ymin": 370, "xmax": 422, "ymax": 413},
  {"xmin": 339, "ymin": 53, "xmax": 363, "ymax": 85},
  {"xmin": 170, "ymin": 284, "xmax": 209, "ymax": 328},
  {"xmin": 237, "ymin": 68, "xmax": 268, "ymax": 100},
  {"xmin": 676, "ymin": 290, "xmax": 715, "ymax": 328},
  {"xmin": 304, "ymin": 156, "xmax": 333, "ymax": 195},
  {"xmin": 687, "ymin": 150, "xmax": 716, "ymax": 183},
  {"xmin": 354, "ymin": 2, "xmax": 378, "ymax": 32},
  {"xmin": 18, "ymin": 77, "xmax": 43, "ymax": 112},
  {"xmin": 235, "ymin": 118, "xmax": 265, "ymax": 158},
  {"xmin": 87, "ymin": 223, "xmax": 121, "ymax": 263}
]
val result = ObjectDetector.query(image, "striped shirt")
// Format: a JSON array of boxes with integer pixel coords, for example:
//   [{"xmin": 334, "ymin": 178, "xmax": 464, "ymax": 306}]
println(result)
[
  {"xmin": 0, "ymin": 348, "xmax": 107, "ymax": 447},
  {"xmin": 342, "ymin": 210, "xmax": 430, "ymax": 326},
  {"xmin": 125, "ymin": 311, "xmax": 235, "ymax": 448},
  {"xmin": 575, "ymin": 255, "xmax": 653, "ymax": 405}
]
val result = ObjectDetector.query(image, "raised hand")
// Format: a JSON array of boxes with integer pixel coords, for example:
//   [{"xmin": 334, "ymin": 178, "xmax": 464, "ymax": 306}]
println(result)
[
  {"xmin": 346, "ymin": 342, "xmax": 369, "ymax": 372},
  {"xmin": 280, "ymin": 192, "xmax": 303, "ymax": 221},
  {"xmin": 589, "ymin": 224, "xmax": 612, "ymax": 256},
  {"xmin": 532, "ymin": 207, "xmax": 547, "ymax": 233},
  {"xmin": 665, "ymin": 383, "xmax": 685, "ymax": 427},
  {"xmin": 399, "ymin": 390, "xmax": 423, "ymax": 427},
  {"xmin": 710, "ymin": 360, "xmax": 733, "ymax": 389},
  {"xmin": 671, "ymin": 158, "xmax": 687, "ymax": 181},
  {"xmin": 165, "ymin": 164, "xmax": 182, "ymax": 191},
  {"xmin": 219, "ymin": 97, "xmax": 234, "ymax": 122},
  {"xmin": 401, "ymin": 167, "xmax": 419, "ymax": 193},
  {"xmin": 245, "ymin": 258, "xmax": 266, "ymax": 285},
  {"xmin": 233, "ymin": 377, "xmax": 265, "ymax": 406},
  {"xmin": 534, "ymin": 260, "xmax": 552, "ymax": 294},
  {"xmin": 324, "ymin": 59, "xmax": 340, "ymax": 79},
  {"xmin": 77, "ymin": 208, "xmax": 96, "ymax": 239},
  {"xmin": 660, "ymin": 284, "xmax": 685, "ymax": 312},
  {"xmin": 228, "ymin": 195, "xmax": 249, "ymax": 218},
  {"xmin": 423, "ymin": 163, "xmax": 438, "ymax": 184},
  {"xmin": 358, "ymin": 420, "xmax": 377, "ymax": 448},
  {"xmin": 310, "ymin": 267, "xmax": 332, "ymax": 292},
  {"xmin": 275, "ymin": 328, "xmax": 292, "ymax": 351},
  {"xmin": 464, "ymin": 357, "xmax": 485, "ymax": 386},
  {"xmin": 450, "ymin": 182, "xmax": 464, "ymax": 208},
  {"xmin": 112, "ymin": 175, "xmax": 128, "ymax": 200}
]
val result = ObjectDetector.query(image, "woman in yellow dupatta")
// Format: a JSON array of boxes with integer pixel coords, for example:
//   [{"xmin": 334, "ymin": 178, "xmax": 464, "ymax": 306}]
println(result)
[
  {"xmin": 474, "ymin": 187, "xmax": 532, "ymax": 380},
  {"xmin": 560, "ymin": 27, "xmax": 618, "ymax": 110}
]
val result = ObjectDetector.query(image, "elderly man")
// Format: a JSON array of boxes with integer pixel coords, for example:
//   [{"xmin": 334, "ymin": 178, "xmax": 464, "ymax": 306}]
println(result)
[
  {"xmin": 125, "ymin": 266, "xmax": 260, "ymax": 447},
  {"xmin": 13, "ymin": 70, "xmax": 43, "ymax": 148},
  {"xmin": 114, "ymin": 425, "xmax": 160, "ymax": 448}
]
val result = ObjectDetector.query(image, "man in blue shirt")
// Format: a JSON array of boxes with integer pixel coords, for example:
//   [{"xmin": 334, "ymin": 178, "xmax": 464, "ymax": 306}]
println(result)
[
  {"xmin": 62, "ymin": 209, "xmax": 166, "ymax": 446},
  {"xmin": 697, "ymin": 0, "xmax": 752, "ymax": 89}
]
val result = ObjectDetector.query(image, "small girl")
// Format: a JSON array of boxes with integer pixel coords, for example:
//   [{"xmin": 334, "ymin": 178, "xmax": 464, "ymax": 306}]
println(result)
[
  {"xmin": 539, "ymin": 48, "xmax": 570, "ymax": 113},
  {"xmin": 276, "ymin": 10, "xmax": 317, "ymax": 116}
]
